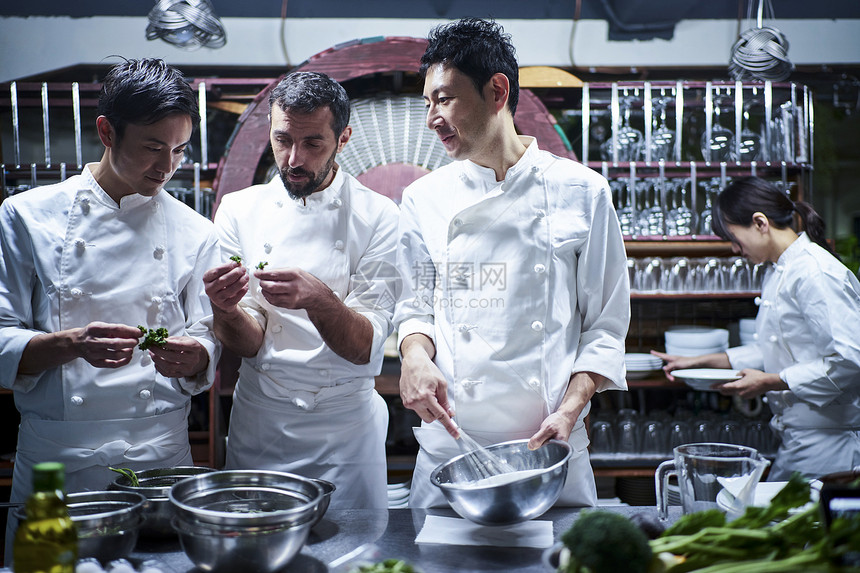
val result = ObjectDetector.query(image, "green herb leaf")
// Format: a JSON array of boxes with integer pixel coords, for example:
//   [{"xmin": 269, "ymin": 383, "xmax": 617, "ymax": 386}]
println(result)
[
  {"xmin": 229, "ymin": 255, "xmax": 242, "ymax": 263},
  {"xmin": 256, "ymin": 261, "xmax": 269, "ymax": 270}
]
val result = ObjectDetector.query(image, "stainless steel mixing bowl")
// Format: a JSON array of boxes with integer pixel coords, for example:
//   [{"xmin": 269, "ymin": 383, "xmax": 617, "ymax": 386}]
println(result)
[
  {"xmin": 430, "ymin": 439, "xmax": 572, "ymax": 526},
  {"xmin": 309, "ymin": 478, "xmax": 336, "ymax": 528},
  {"xmin": 110, "ymin": 466, "xmax": 215, "ymax": 537},
  {"xmin": 67, "ymin": 490, "xmax": 146, "ymax": 563},
  {"xmin": 168, "ymin": 470, "xmax": 323, "ymax": 572}
]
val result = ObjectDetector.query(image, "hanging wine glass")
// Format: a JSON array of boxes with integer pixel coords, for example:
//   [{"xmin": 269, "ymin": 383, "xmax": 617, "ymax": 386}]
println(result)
[
  {"xmin": 601, "ymin": 95, "xmax": 643, "ymax": 162},
  {"xmin": 697, "ymin": 178, "xmax": 721, "ymax": 235},
  {"xmin": 650, "ymin": 95, "xmax": 676, "ymax": 162},
  {"xmin": 701, "ymin": 93, "xmax": 737, "ymax": 163},
  {"xmin": 614, "ymin": 179, "xmax": 636, "ymax": 235},
  {"xmin": 637, "ymin": 180, "xmax": 664, "ymax": 236},
  {"xmin": 738, "ymin": 99, "xmax": 762, "ymax": 162},
  {"xmin": 666, "ymin": 178, "xmax": 693, "ymax": 236}
]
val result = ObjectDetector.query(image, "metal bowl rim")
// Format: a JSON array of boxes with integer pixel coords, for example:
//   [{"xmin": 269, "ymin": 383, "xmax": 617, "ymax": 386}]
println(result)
[
  {"xmin": 430, "ymin": 438, "xmax": 573, "ymax": 491},
  {"xmin": 168, "ymin": 469, "xmax": 323, "ymax": 526},
  {"xmin": 67, "ymin": 490, "xmax": 147, "ymax": 523}
]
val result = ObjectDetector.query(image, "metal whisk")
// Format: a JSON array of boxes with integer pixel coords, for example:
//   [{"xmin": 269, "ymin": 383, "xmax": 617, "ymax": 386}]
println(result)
[{"xmin": 454, "ymin": 423, "xmax": 517, "ymax": 481}]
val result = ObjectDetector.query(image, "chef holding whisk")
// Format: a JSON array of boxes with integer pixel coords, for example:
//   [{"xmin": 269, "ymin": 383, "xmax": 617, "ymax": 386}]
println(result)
[{"xmin": 394, "ymin": 18, "xmax": 630, "ymax": 508}]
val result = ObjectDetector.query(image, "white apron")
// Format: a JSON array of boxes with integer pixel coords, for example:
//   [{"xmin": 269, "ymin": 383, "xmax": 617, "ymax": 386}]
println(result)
[{"xmin": 225, "ymin": 376, "xmax": 389, "ymax": 510}]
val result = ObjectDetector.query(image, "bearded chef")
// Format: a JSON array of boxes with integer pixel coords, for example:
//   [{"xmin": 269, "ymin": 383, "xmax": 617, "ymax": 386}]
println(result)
[
  {"xmin": 0, "ymin": 58, "xmax": 220, "ymax": 560},
  {"xmin": 203, "ymin": 72, "xmax": 399, "ymax": 509},
  {"xmin": 394, "ymin": 18, "xmax": 630, "ymax": 508}
]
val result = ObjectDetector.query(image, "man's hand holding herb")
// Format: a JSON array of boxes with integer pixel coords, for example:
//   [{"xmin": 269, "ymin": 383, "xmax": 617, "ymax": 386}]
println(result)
[
  {"xmin": 148, "ymin": 335, "xmax": 210, "ymax": 379},
  {"xmin": 203, "ymin": 261, "xmax": 250, "ymax": 313}
]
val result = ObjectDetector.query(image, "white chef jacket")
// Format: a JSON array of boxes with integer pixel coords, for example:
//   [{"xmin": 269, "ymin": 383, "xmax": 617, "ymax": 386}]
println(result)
[
  {"xmin": 727, "ymin": 232, "xmax": 860, "ymax": 480},
  {"xmin": 215, "ymin": 168, "xmax": 399, "ymax": 509},
  {"xmin": 394, "ymin": 136, "xmax": 630, "ymax": 507},
  {"xmin": 0, "ymin": 165, "xmax": 220, "ymax": 503}
]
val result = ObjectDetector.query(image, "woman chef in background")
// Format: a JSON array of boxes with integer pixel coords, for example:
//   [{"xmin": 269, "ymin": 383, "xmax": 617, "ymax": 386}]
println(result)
[{"xmin": 653, "ymin": 176, "xmax": 860, "ymax": 480}]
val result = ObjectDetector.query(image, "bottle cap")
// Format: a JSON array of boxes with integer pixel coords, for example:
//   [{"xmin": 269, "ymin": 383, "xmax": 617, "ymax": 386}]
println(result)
[{"xmin": 32, "ymin": 462, "xmax": 65, "ymax": 492}]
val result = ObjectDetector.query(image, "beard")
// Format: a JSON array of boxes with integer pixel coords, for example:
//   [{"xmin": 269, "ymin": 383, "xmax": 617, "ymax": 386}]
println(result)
[{"xmin": 278, "ymin": 150, "xmax": 337, "ymax": 200}]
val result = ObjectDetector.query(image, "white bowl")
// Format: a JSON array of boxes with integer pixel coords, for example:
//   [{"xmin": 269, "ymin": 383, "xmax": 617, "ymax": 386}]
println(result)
[
  {"xmin": 665, "ymin": 343, "xmax": 727, "ymax": 357},
  {"xmin": 665, "ymin": 327, "xmax": 729, "ymax": 348}
]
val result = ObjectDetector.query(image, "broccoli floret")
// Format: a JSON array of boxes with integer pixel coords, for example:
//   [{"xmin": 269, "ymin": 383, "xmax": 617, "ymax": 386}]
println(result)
[{"xmin": 560, "ymin": 510, "xmax": 652, "ymax": 573}]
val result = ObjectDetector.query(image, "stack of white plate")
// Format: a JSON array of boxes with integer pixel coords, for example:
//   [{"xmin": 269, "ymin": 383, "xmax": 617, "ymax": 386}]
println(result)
[
  {"xmin": 664, "ymin": 326, "xmax": 729, "ymax": 356},
  {"xmin": 739, "ymin": 318, "xmax": 757, "ymax": 345},
  {"xmin": 387, "ymin": 482, "xmax": 410, "ymax": 509},
  {"xmin": 625, "ymin": 353, "xmax": 663, "ymax": 380}
]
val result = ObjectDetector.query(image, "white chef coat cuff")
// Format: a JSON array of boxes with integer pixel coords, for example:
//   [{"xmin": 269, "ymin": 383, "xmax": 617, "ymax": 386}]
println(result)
[
  {"xmin": 396, "ymin": 319, "xmax": 436, "ymax": 357},
  {"xmin": 0, "ymin": 328, "xmax": 44, "ymax": 392},
  {"xmin": 725, "ymin": 343, "xmax": 763, "ymax": 370}
]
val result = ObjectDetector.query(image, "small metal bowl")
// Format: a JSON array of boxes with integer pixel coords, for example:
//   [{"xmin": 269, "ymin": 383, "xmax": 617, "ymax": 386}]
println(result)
[
  {"xmin": 309, "ymin": 478, "xmax": 336, "ymax": 528},
  {"xmin": 67, "ymin": 490, "xmax": 146, "ymax": 563},
  {"xmin": 110, "ymin": 466, "xmax": 215, "ymax": 537},
  {"xmin": 430, "ymin": 439, "xmax": 572, "ymax": 526}
]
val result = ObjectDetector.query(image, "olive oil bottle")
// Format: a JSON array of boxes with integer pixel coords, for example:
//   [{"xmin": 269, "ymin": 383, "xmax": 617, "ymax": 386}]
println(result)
[{"xmin": 13, "ymin": 461, "xmax": 78, "ymax": 573}]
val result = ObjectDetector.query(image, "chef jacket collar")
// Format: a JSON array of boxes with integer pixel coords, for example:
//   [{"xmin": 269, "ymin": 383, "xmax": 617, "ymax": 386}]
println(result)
[
  {"xmin": 275, "ymin": 163, "xmax": 344, "ymax": 209},
  {"xmin": 81, "ymin": 163, "xmax": 156, "ymax": 210},
  {"xmin": 461, "ymin": 136, "xmax": 539, "ymax": 189},
  {"xmin": 777, "ymin": 231, "xmax": 809, "ymax": 266}
]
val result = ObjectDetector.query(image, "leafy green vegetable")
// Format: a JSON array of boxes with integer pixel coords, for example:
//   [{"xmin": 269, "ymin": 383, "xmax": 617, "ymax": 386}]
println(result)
[
  {"xmin": 229, "ymin": 255, "xmax": 242, "ymax": 264},
  {"xmin": 137, "ymin": 325, "xmax": 169, "ymax": 350},
  {"xmin": 109, "ymin": 467, "xmax": 139, "ymax": 487},
  {"xmin": 560, "ymin": 510, "xmax": 652, "ymax": 573},
  {"xmin": 355, "ymin": 558, "xmax": 416, "ymax": 573},
  {"xmin": 648, "ymin": 473, "xmax": 860, "ymax": 572},
  {"xmin": 256, "ymin": 261, "xmax": 269, "ymax": 270}
]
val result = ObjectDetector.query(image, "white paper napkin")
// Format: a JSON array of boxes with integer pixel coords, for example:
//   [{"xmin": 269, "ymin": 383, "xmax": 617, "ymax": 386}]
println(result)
[{"xmin": 415, "ymin": 515, "xmax": 554, "ymax": 548}]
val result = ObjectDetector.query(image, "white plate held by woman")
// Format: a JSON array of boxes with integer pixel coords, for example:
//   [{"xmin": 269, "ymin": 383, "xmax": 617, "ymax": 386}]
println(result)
[{"xmin": 672, "ymin": 368, "xmax": 741, "ymax": 391}]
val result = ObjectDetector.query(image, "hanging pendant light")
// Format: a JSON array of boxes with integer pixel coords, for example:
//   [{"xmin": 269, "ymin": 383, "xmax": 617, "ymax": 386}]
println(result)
[
  {"xmin": 146, "ymin": 0, "xmax": 227, "ymax": 50},
  {"xmin": 729, "ymin": 0, "xmax": 792, "ymax": 82}
]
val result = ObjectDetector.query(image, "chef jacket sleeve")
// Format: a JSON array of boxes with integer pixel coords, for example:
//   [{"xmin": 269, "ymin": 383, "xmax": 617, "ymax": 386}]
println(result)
[
  {"xmin": 0, "ymin": 200, "xmax": 48, "ymax": 392},
  {"xmin": 176, "ymin": 228, "xmax": 222, "ymax": 394},
  {"xmin": 213, "ymin": 199, "xmax": 267, "ymax": 331},
  {"xmin": 342, "ymin": 200, "xmax": 400, "ymax": 362},
  {"xmin": 572, "ymin": 179, "xmax": 630, "ymax": 391},
  {"xmin": 393, "ymin": 188, "xmax": 437, "ymax": 352},
  {"xmin": 778, "ymin": 267, "xmax": 860, "ymax": 407},
  {"xmin": 726, "ymin": 343, "xmax": 765, "ymax": 371}
]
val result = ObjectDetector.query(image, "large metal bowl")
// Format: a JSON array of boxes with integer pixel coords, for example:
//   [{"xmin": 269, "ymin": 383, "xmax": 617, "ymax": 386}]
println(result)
[
  {"xmin": 66, "ymin": 490, "xmax": 146, "ymax": 563},
  {"xmin": 309, "ymin": 478, "xmax": 336, "ymax": 528},
  {"xmin": 430, "ymin": 439, "xmax": 572, "ymax": 526},
  {"xmin": 172, "ymin": 514, "xmax": 314, "ymax": 573},
  {"xmin": 168, "ymin": 470, "xmax": 323, "ymax": 572},
  {"xmin": 110, "ymin": 466, "xmax": 215, "ymax": 537}
]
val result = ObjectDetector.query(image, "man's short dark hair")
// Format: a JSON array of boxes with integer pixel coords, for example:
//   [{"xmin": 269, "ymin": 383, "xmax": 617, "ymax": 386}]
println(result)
[
  {"xmin": 268, "ymin": 71, "xmax": 351, "ymax": 137},
  {"xmin": 98, "ymin": 58, "xmax": 199, "ymax": 142},
  {"xmin": 420, "ymin": 18, "xmax": 520, "ymax": 116}
]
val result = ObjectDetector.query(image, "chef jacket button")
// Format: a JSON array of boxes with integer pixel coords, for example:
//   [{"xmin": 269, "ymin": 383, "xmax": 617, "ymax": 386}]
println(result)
[
  {"xmin": 276, "ymin": 200, "xmax": 284, "ymax": 208},
  {"xmin": 154, "ymin": 245, "xmax": 165, "ymax": 255},
  {"xmin": 528, "ymin": 377, "xmax": 541, "ymax": 389},
  {"xmin": 531, "ymin": 166, "xmax": 540, "ymax": 174},
  {"xmin": 151, "ymin": 201, "xmax": 159, "ymax": 210},
  {"xmin": 775, "ymin": 265, "xmax": 784, "ymax": 273},
  {"xmin": 264, "ymin": 242, "xmax": 273, "ymax": 254},
  {"xmin": 534, "ymin": 263, "xmax": 546, "ymax": 274},
  {"xmin": 459, "ymin": 173, "xmax": 468, "ymax": 182},
  {"xmin": 754, "ymin": 296, "xmax": 762, "ymax": 306},
  {"xmin": 70, "ymin": 288, "xmax": 83, "ymax": 299},
  {"xmin": 151, "ymin": 296, "xmax": 162, "ymax": 305},
  {"xmin": 332, "ymin": 198, "xmax": 343, "ymax": 208},
  {"xmin": 272, "ymin": 324, "xmax": 283, "ymax": 333},
  {"xmin": 334, "ymin": 240, "xmax": 344, "ymax": 250},
  {"xmin": 535, "ymin": 209, "xmax": 546, "ymax": 219},
  {"xmin": 261, "ymin": 363, "xmax": 271, "ymax": 371},
  {"xmin": 332, "ymin": 291, "xmax": 340, "ymax": 299},
  {"xmin": 74, "ymin": 238, "xmax": 86, "ymax": 249},
  {"xmin": 769, "ymin": 335, "xmax": 778, "ymax": 343},
  {"xmin": 320, "ymin": 370, "xmax": 329, "ymax": 377},
  {"xmin": 458, "ymin": 323, "xmax": 470, "ymax": 333},
  {"xmin": 70, "ymin": 395, "xmax": 84, "ymax": 406},
  {"xmin": 762, "ymin": 300, "xmax": 772, "ymax": 308},
  {"xmin": 139, "ymin": 389, "xmax": 152, "ymax": 400},
  {"xmin": 531, "ymin": 320, "xmax": 544, "ymax": 332},
  {"xmin": 453, "ymin": 218, "xmax": 463, "ymax": 227}
]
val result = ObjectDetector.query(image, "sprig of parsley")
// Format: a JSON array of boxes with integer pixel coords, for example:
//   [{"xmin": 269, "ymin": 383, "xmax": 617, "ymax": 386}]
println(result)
[{"xmin": 137, "ymin": 325, "xmax": 169, "ymax": 350}]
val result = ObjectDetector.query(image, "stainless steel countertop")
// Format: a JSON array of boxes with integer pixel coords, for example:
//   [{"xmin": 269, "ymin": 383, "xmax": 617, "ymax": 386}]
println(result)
[{"xmin": 126, "ymin": 505, "xmax": 681, "ymax": 573}]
